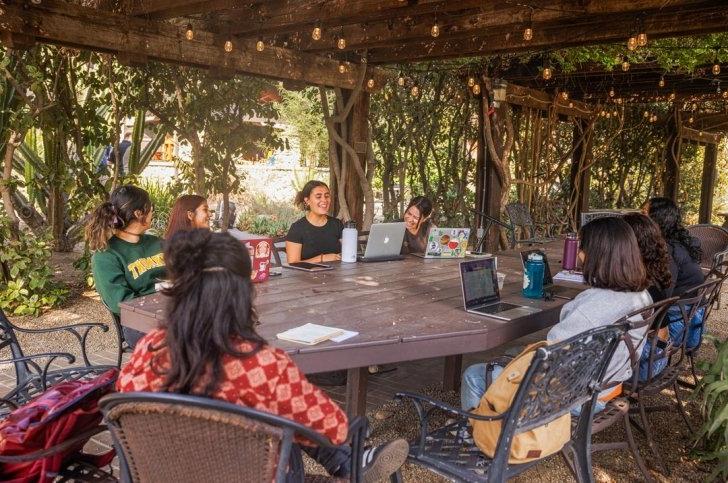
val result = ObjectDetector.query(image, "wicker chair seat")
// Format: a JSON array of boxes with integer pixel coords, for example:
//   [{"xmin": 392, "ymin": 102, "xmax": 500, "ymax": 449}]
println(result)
[{"xmin": 56, "ymin": 460, "xmax": 118, "ymax": 482}]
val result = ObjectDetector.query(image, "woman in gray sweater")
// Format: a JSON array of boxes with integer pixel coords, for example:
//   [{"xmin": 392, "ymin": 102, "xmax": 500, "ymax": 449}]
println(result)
[{"xmin": 462, "ymin": 217, "xmax": 651, "ymax": 413}]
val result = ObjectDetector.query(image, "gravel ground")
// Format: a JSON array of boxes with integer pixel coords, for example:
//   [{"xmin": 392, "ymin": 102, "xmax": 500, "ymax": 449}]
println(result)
[{"xmin": 2, "ymin": 250, "xmax": 723, "ymax": 481}]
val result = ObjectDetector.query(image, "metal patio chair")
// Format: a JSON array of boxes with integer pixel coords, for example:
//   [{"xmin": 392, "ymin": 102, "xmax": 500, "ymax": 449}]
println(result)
[
  {"xmin": 687, "ymin": 224, "xmax": 728, "ymax": 269},
  {"xmin": 505, "ymin": 202, "xmax": 553, "ymax": 247},
  {"xmin": 396, "ymin": 324, "xmax": 626, "ymax": 482},
  {"xmin": 100, "ymin": 392, "xmax": 370, "ymax": 483},
  {"xmin": 588, "ymin": 297, "xmax": 677, "ymax": 483},
  {"xmin": 0, "ymin": 308, "xmax": 116, "ymax": 419},
  {"xmin": 623, "ymin": 280, "xmax": 720, "ymax": 475}
]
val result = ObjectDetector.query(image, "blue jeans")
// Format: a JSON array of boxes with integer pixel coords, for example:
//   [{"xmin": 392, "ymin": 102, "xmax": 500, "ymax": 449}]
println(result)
[
  {"xmin": 461, "ymin": 363, "xmax": 605, "ymax": 416},
  {"xmin": 667, "ymin": 305, "xmax": 705, "ymax": 350}
]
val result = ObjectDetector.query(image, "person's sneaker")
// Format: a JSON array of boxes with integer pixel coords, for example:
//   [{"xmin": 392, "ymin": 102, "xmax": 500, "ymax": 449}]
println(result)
[{"xmin": 361, "ymin": 439, "xmax": 409, "ymax": 483}]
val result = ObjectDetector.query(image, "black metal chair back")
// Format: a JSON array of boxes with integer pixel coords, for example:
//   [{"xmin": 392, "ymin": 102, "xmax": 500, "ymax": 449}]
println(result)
[
  {"xmin": 490, "ymin": 323, "xmax": 626, "ymax": 472},
  {"xmin": 672, "ymin": 279, "xmax": 721, "ymax": 356},
  {"xmin": 618, "ymin": 297, "xmax": 678, "ymax": 388},
  {"xmin": 505, "ymin": 203, "xmax": 535, "ymax": 238},
  {"xmin": 100, "ymin": 392, "xmax": 366, "ymax": 483},
  {"xmin": 0, "ymin": 308, "xmax": 32, "ymax": 385},
  {"xmin": 704, "ymin": 258, "xmax": 728, "ymax": 321}
]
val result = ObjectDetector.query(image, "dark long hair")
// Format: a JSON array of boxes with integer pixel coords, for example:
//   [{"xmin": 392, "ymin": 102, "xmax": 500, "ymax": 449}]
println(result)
[
  {"xmin": 622, "ymin": 213, "xmax": 672, "ymax": 291},
  {"xmin": 580, "ymin": 217, "xmax": 648, "ymax": 292},
  {"xmin": 156, "ymin": 229, "xmax": 265, "ymax": 397},
  {"xmin": 647, "ymin": 197, "xmax": 701, "ymax": 262},
  {"xmin": 85, "ymin": 185, "xmax": 152, "ymax": 251},
  {"xmin": 405, "ymin": 196, "xmax": 434, "ymax": 236},
  {"xmin": 294, "ymin": 180, "xmax": 329, "ymax": 210},
  {"xmin": 165, "ymin": 194, "xmax": 207, "ymax": 239}
]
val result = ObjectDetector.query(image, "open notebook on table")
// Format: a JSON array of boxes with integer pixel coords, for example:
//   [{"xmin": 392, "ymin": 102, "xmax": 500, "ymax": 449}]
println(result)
[{"xmin": 277, "ymin": 323, "xmax": 358, "ymax": 346}]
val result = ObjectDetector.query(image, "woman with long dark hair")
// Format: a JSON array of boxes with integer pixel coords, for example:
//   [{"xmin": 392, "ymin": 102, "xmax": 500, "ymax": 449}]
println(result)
[
  {"xmin": 623, "ymin": 213, "xmax": 673, "ymax": 302},
  {"xmin": 461, "ymin": 217, "xmax": 651, "ymax": 413},
  {"xmin": 401, "ymin": 196, "xmax": 434, "ymax": 254},
  {"xmin": 116, "ymin": 230, "xmax": 408, "ymax": 482},
  {"xmin": 86, "ymin": 185, "xmax": 165, "ymax": 347},
  {"xmin": 646, "ymin": 197, "xmax": 703, "ymax": 297},
  {"xmin": 164, "ymin": 194, "xmax": 211, "ymax": 239},
  {"xmin": 285, "ymin": 180, "xmax": 343, "ymax": 263},
  {"xmin": 647, "ymin": 197, "xmax": 706, "ymax": 348}
]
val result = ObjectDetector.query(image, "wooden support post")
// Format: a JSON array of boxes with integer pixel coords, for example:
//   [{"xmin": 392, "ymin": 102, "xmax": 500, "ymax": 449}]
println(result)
[
  {"xmin": 569, "ymin": 120, "xmax": 592, "ymax": 228},
  {"xmin": 662, "ymin": 119, "xmax": 680, "ymax": 201},
  {"xmin": 443, "ymin": 355, "xmax": 463, "ymax": 393},
  {"xmin": 699, "ymin": 143, "xmax": 718, "ymax": 224},
  {"xmin": 344, "ymin": 91, "xmax": 369, "ymax": 229},
  {"xmin": 345, "ymin": 367, "xmax": 368, "ymax": 418}
]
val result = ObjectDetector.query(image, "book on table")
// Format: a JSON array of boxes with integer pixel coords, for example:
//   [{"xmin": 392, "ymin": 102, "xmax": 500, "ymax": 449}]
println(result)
[{"xmin": 277, "ymin": 323, "xmax": 346, "ymax": 345}]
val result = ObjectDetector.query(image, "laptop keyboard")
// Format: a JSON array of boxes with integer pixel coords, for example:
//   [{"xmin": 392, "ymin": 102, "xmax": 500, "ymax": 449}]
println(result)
[{"xmin": 473, "ymin": 302, "xmax": 521, "ymax": 314}]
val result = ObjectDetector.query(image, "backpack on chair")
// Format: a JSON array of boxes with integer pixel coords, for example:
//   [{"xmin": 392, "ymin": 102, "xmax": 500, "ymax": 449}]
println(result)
[{"xmin": 471, "ymin": 342, "xmax": 571, "ymax": 464}]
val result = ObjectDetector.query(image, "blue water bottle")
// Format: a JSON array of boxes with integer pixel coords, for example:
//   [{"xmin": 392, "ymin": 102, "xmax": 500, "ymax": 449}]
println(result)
[{"xmin": 523, "ymin": 253, "xmax": 545, "ymax": 299}]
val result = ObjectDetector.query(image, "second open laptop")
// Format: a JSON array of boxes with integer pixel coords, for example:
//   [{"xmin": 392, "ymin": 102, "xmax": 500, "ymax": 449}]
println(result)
[
  {"xmin": 411, "ymin": 227, "xmax": 471, "ymax": 258},
  {"xmin": 519, "ymin": 249, "xmax": 583, "ymax": 300},
  {"xmin": 358, "ymin": 222, "xmax": 406, "ymax": 262},
  {"xmin": 460, "ymin": 258, "xmax": 541, "ymax": 321}
]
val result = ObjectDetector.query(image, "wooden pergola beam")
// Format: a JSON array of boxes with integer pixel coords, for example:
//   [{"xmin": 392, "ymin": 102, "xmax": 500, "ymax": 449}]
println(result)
[
  {"xmin": 0, "ymin": 0, "xmax": 386, "ymax": 89},
  {"xmin": 292, "ymin": 0, "xmax": 708, "ymax": 53},
  {"xmin": 367, "ymin": 2, "xmax": 728, "ymax": 64},
  {"xmin": 680, "ymin": 126, "xmax": 722, "ymax": 144},
  {"xmin": 129, "ymin": 0, "xmax": 257, "ymax": 19},
  {"xmin": 222, "ymin": 0, "xmax": 487, "ymax": 37},
  {"xmin": 506, "ymin": 84, "xmax": 593, "ymax": 119}
]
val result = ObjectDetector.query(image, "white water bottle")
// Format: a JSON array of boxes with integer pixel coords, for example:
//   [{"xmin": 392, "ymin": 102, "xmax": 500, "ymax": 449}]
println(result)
[{"xmin": 341, "ymin": 221, "xmax": 358, "ymax": 263}]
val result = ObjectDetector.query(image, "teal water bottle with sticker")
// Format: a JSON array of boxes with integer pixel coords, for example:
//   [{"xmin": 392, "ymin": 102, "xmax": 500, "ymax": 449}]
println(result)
[{"xmin": 522, "ymin": 252, "xmax": 545, "ymax": 299}]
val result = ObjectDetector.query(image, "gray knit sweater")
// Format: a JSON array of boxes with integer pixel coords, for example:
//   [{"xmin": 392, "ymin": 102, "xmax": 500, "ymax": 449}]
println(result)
[{"xmin": 547, "ymin": 287, "xmax": 653, "ymax": 383}]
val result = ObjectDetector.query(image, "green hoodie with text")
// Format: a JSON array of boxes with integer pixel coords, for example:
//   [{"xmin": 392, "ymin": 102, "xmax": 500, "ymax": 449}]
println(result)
[{"xmin": 92, "ymin": 234, "xmax": 166, "ymax": 315}]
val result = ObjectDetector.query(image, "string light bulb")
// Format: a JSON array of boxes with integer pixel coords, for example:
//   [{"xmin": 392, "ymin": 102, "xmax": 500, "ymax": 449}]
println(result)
[
  {"xmin": 312, "ymin": 25, "xmax": 322, "ymax": 41},
  {"xmin": 472, "ymin": 84, "xmax": 481, "ymax": 95},
  {"xmin": 523, "ymin": 25, "xmax": 533, "ymax": 41},
  {"xmin": 411, "ymin": 85, "xmax": 420, "ymax": 97},
  {"xmin": 627, "ymin": 36, "xmax": 637, "ymax": 51},
  {"xmin": 256, "ymin": 39, "xmax": 265, "ymax": 52},
  {"xmin": 658, "ymin": 76, "xmax": 665, "ymax": 88},
  {"xmin": 644, "ymin": 110, "xmax": 650, "ymax": 118},
  {"xmin": 338, "ymin": 62, "xmax": 347, "ymax": 74},
  {"xmin": 669, "ymin": 92, "xmax": 676, "ymax": 101},
  {"xmin": 337, "ymin": 36, "xmax": 346, "ymax": 49},
  {"xmin": 637, "ymin": 32, "xmax": 647, "ymax": 47},
  {"xmin": 185, "ymin": 23, "xmax": 194, "ymax": 41},
  {"xmin": 560, "ymin": 91, "xmax": 569, "ymax": 101},
  {"xmin": 723, "ymin": 90, "xmax": 728, "ymax": 99},
  {"xmin": 713, "ymin": 63, "xmax": 721, "ymax": 75},
  {"xmin": 224, "ymin": 40, "xmax": 233, "ymax": 53},
  {"xmin": 366, "ymin": 78, "xmax": 375, "ymax": 89},
  {"xmin": 467, "ymin": 76, "xmax": 476, "ymax": 87},
  {"xmin": 689, "ymin": 116, "xmax": 694, "ymax": 124},
  {"xmin": 568, "ymin": 101, "xmax": 574, "ymax": 108},
  {"xmin": 431, "ymin": 20, "xmax": 440, "ymax": 38},
  {"xmin": 397, "ymin": 74, "xmax": 406, "ymax": 87},
  {"xmin": 622, "ymin": 60, "xmax": 630, "ymax": 72},
  {"xmin": 609, "ymin": 87, "xmax": 615, "ymax": 97},
  {"xmin": 542, "ymin": 67, "xmax": 552, "ymax": 80}
]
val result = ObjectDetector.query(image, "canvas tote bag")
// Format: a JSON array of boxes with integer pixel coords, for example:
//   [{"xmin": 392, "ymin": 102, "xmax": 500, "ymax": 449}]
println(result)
[{"xmin": 471, "ymin": 342, "xmax": 571, "ymax": 464}]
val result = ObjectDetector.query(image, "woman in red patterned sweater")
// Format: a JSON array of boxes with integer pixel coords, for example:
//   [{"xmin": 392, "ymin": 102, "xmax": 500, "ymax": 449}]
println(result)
[{"xmin": 116, "ymin": 229, "xmax": 407, "ymax": 482}]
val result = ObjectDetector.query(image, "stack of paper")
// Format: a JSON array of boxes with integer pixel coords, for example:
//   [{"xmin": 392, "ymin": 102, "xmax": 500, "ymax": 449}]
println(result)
[
  {"xmin": 553, "ymin": 271, "xmax": 585, "ymax": 283},
  {"xmin": 277, "ymin": 323, "xmax": 354, "ymax": 345}
]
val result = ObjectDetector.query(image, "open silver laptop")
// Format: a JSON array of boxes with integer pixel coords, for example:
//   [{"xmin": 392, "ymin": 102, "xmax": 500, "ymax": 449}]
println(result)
[
  {"xmin": 358, "ymin": 222, "xmax": 406, "ymax": 262},
  {"xmin": 519, "ymin": 249, "xmax": 583, "ymax": 300},
  {"xmin": 460, "ymin": 258, "xmax": 541, "ymax": 320}
]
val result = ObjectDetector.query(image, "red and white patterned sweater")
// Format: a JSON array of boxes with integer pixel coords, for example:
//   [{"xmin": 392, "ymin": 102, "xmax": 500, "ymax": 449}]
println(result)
[{"xmin": 116, "ymin": 329, "xmax": 349, "ymax": 445}]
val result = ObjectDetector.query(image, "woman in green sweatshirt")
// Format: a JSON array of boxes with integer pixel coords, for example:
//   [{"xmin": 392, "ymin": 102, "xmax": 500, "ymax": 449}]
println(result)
[{"xmin": 85, "ymin": 185, "xmax": 166, "ymax": 348}]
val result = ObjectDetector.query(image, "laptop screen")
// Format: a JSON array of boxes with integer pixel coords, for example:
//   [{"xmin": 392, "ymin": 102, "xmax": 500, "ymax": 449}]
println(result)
[
  {"xmin": 519, "ymin": 249, "xmax": 554, "ymax": 286},
  {"xmin": 460, "ymin": 258, "xmax": 499, "ymax": 309}
]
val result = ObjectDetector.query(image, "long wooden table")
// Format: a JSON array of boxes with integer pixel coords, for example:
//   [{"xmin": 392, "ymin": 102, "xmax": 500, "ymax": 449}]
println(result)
[{"xmin": 120, "ymin": 242, "xmax": 580, "ymax": 416}]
